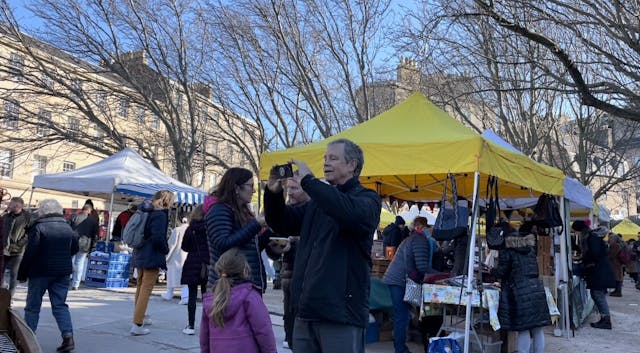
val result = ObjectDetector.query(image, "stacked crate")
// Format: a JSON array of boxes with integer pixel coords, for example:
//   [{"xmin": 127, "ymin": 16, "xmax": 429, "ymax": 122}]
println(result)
[{"xmin": 85, "ymin": 252, "xmax": 132, "ymax": 288}]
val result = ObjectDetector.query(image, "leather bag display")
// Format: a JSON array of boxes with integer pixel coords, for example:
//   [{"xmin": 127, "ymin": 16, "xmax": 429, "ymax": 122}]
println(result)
[{"xmin": 433, "ymin": 174, "xmax": 469, "ymax": 241}]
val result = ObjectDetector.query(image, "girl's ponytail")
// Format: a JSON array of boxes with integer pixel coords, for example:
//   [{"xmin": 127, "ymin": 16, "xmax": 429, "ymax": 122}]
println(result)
[
  {"xmin": 211, "ymin": 274, "xmax": 231, "ymax": 327},
  {"xmin": 209, "ymin": 247, "xmax": 251, "ymax": 328}
]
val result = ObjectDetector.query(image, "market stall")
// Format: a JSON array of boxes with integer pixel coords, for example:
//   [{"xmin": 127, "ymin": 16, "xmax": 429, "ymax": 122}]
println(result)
[{"xmin": 259, "ymin": 93, "xmax": 566, "ymax": 352}]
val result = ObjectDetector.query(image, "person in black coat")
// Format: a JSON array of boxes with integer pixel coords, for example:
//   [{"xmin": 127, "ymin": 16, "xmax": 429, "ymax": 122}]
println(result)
[
  {"xmin": 572, "ymin": 220, "xmax": 615, "ymax": 329},
  {"xmin": 130, "ymin": 190, "xmax": 174, "ymax": 336},
  {"xmin": 179, "ymin": 205, "xmax": 209, "ymax": 335},
  {"xmin": 18, "ymin": 199, "xmax": 79, "ymax": 353},
  {"xmin": 490, "ymin": 222, "xmax": 550, "ymax": 353}
]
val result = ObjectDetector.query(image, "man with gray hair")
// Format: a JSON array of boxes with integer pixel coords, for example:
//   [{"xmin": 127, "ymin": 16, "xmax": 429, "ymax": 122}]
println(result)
[
  {"xmin": 264, "ymin": 138, "xmax": 381, "ymax": 353},
  {"xmin": 2, "ymin": 196, "xmax": 30, "ymax": 298},
  {"xmin": 18, "ymin": 199, "xmax": 78, "ymax": 352}
]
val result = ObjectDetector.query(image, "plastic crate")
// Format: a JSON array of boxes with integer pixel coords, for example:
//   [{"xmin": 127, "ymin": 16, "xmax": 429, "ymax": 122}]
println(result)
[
  {"xmin": 85, "ymin": 277, "xmax": 107, "ymax": 288},
  {"xmin": 88, "ymin": 260, "xmax": 109, "ymax": 270},
  {"xmin": 106, "ymin": 269, "xmax": 129, "ymax": 280},
  {"xmin": 110, "ymin": 253, "xmax": 132, "ymax": 262},
  {"xmin": 96, "ymin": 241, "xmax": 115, "ymax": 253},
  {"xmin": 106, "ymin": 278, "xmax": 129, "ymax": 288},
  {"xmin": 89, "ymin": 251, "xmax": 110, "ymax": 261},
  {"xmin": 108, "ymin": 261, "xmax": 130, "ymax": 271}
]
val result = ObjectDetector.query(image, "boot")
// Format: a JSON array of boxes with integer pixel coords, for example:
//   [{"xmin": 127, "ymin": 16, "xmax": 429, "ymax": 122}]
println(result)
[
  {"xmin": 56, "ymin": 335, "xmax": 75, "ymax": 352},
  {"xmin": 590, "ymin": 316, "xmax": 612, "ymax": 330}
]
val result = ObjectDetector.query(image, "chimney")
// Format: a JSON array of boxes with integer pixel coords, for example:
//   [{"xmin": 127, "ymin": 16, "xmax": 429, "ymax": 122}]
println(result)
[
  {"xmin": 397, "ymin": 57, "xmax": 420, "ymax": 90},
  {"xmin": 191, "ymin": 82, "xmax": 213, "ymax": 99}
]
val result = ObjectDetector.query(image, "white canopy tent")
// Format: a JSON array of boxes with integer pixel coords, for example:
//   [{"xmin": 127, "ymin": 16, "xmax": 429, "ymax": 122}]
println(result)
[{"xmin": 31, "ymin": 148, "xmax": 206, "ymax": 236}]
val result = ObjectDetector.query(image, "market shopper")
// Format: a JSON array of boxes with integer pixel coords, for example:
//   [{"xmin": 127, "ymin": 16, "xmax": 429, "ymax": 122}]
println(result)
[
  {"xmin": 205, "ymin": 168, "xmax": 268, "ymax": 293},
  {"xmin": 2, "ymin": 197, "xmax": 30, "ymax": 298},
  {"xmin": 162, "ymin": 217, "xmax": 189, "ymax": 304},
  {"xmin": 130, "ymin": 190, "xmax": 174, "ymax": 336},
  {"xmin": 200, "ymin": 248, "xmax": 277, "ymax": 353},
  {"xmin": 572, "ymin": 220, "xmax": 615, "ymax": 329},
  {"xmin": 264, "ymin": 138, "xmax": 381, "ymax": 353},
  {"xmin": 607, "ymin": 233, "xmax": 624, "ymax": 297},
  {"xmin": 69, "ymin": 204, "xmax": 99, "ymax": 290},
  {"xmin": 180, "ymin": 206, "xmax": 209, "ymax": 335},
  {"xmin": 382, "ymin": 216, "xmax": 434, "ymax": 353},
  {"xmin": 111, "ymin": 203, "xmax": 137, "ymax": 241},
  {"xmin": 490, "ymin": 222, "xmax": 551, "ymax": 353},
  {"xmin": 18, "ymin": 199, "xmax": 78, "ymax": 352}
]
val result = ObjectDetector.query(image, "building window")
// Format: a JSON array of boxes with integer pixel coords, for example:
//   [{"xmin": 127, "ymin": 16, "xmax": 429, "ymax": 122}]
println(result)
[
  {"xmin": 226, "ymin": 145, "xmax": 234, "ymax": 164},
  {"xmin": 63, "ymin": 161, "xmax": 75, "ymax": 172},
  {"xmin": 96, "ymin": 91, "xmax": 107, "ymax": 112},
  {"xmin": 70, "ymin": 79, "xmax": 83, "ymax": 99},
  {"xmin": 95, "ymin": 124, "xmax": 104, "ymax": 147},
  {"xmin": 8, "ymin": 53, "xmax": 24, "ymax": 81},
  {"xmin": 136, "ymin": 106, "xmax": 145, "ymax": 124},
  {"xmin": 176, "ymin": 94, "xmax": 183, "ymax": 113},
  {"xmin": 33, "ymin": 155, "xmax": 47, "ymax": 175},
  {"xmin": 2, "ymin": 100, "xmax": 19, "ymax": 130},
  {"xmin": 0, "ymin": 149, "xmax": 14, "ymax": 178},
  {"xmin": 151, "ymin": 114, "xmax": 160, "ymax": 129},
  {"xmin": 209, "ymin": 142, "xmax": 218, "ymax": 156},
  {"xmin": 36, "ymin": 110, "xmax": 51, "ymax": 136},
  {"xmin": 41, "ymin": 73, "xmax": 54, "ymax": 90},
  {"xmin": 68, "ymin": 117, "xmax": 80, "ymax": 137},
  {"xmin": 119, "ymin": 98, "xmax": 129, "ymax": 119}
]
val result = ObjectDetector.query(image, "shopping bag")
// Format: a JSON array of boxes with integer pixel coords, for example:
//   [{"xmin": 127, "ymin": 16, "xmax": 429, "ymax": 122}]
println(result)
[
  {"xmin": 428, "ymin": 337, "xmax": 461, "ymax": 353},
  {"xmin": 403, "ymin": 278, "xmax": 422, "ymax": 306},
  {"xmin": 433, "ymin": 174, "xmax": 469, "ymax": 241}
]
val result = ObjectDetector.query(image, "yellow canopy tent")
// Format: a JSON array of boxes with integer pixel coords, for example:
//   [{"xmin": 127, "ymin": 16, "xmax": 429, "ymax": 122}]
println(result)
[
  {"xmin": 258, "ymin": 93, "xmax": 565, "ymax": 353},
  {"xmin": 610, "ymin": 218, "xmax": 640, "ymax": 241},
  {"xmin": 260, "ymin": 93, "xmax": 563, "ymax": 199}
]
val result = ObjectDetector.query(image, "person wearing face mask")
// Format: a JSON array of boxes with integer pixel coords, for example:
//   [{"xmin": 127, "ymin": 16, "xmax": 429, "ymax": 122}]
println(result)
[
  {"xmin": 264, "ymin": 139, "xmax": 381, "ymax": 353},
  {"xmin": 205, "ymin": 168, "xmax": 268, "ymax": 294}
]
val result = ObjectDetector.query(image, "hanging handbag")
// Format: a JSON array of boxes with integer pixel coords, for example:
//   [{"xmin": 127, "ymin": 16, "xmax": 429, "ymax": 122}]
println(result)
[
  {"xmin": 485, "ymin": 176, "xmax": 505, "ymax": 250},
  {"xmin": 533, "ymin": 193, "xmax": 563, "ymax": 233},
  {"xmin": 403, "ymin": 277, "xmax": 423, "ymax": 306},
  {"xmin": 433, "ymin": 174, "xmax": 469, "ymax": 241},
  {"xmin": 402, "ymin": 236, "xmax": 423, "ymax": 306}
]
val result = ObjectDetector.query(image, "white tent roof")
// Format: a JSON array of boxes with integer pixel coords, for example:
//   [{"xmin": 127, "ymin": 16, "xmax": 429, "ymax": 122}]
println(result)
[
  {"xmin": 33, "ymin": 148, "xmax": 206, "ymax": 204},
  {"xmin": 481, "ymin": 130, "xmax": 593, "ymax": 209}
]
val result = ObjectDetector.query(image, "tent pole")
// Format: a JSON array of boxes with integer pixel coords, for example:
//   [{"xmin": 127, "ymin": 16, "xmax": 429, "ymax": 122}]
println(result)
[
  {"xmin": 107, "ymin": 191, "xmax": 115, "ymax": 241},
  {"xmin": 560, "ymin": 198, "xmax": 571, "ymax": 338},
  {"xmin": 463, "ymin": 171, "xmax": 481, "ymax": 353},
  {"xmin": 27, "ymin": 187, "xmax": 35, "ymax": 209}
]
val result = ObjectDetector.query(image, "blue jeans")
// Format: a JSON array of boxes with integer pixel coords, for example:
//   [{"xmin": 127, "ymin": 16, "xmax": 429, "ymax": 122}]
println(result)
[
  {"xmin": 72, "ymin": 252, "xmax": 88, "ymax": 288},
  {"xmin": 24, "ymin": 276, "xmax": 73, "ymax": 337},
  {"xmin": 292, "ymin": 318, "xmax": 364, "ymax": 353},
  {"xmin": 389, "ymin": 284, "xmax": 411, "ymax": 353},
  {"xmin": 3, "ymin": 255, "xmax": 23, "ymax": 297},
  {"xmin": 590, "ymin": 289, "xmax": 610, "ymax": 316}
]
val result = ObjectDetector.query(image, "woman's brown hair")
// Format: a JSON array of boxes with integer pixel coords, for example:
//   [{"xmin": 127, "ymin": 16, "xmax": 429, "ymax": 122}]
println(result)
[
  {"xmin": 189, "ymin": 204, "xmax": 205, "ymax": 222},
  {"xmin": 210, "ymin": 248, "xmax": 251, "ymax": 328},
  {"xmin": 215, "ymin": 167, "xmax": 255, "ymax": 225}
]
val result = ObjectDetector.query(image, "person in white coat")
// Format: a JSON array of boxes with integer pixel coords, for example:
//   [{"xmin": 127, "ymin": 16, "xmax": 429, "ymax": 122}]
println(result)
[{"xmin": 161, "ymin": 217, "xmax": 189, "ymax": 304}]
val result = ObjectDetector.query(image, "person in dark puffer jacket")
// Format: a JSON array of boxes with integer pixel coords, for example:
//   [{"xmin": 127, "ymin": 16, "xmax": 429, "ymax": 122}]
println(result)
[
  {"xmin": 490, "ymin": 222, "xmax": 550, "ymax": 353},
  {"xmin": 130, "ymin": 190, "xmax": 174, "ymax": 336},
  {"xmin": 179, "ymin": 205, "xmax": 209, "ymax": 335},
  {"xmin": 18, "ymin": 199, "xmax": 79, "ymax": 353},
  {"xmin": 205, "ymin": 168, "xmax": 268, "ymax": 293}
]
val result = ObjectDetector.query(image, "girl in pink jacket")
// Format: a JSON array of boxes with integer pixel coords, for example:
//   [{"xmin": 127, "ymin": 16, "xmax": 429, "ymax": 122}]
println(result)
[{"xmin": 200, "ymin": 248, "xmax": 276, "ymax": 353}]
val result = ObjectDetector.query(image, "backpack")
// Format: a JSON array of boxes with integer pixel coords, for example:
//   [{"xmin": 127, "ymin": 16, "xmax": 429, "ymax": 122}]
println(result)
[
  {"xmin": 618, "ymin": 244, "xmax": 631, "ymax": 265},
  {"xmin": 122, "ymin": 210, "xmax": 149, "ymax": 249}
]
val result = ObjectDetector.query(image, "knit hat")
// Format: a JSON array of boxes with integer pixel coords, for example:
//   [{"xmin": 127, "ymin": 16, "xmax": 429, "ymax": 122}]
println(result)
[
  {"xmin": 571, "ymin": 220, "xmax": 589, "ymax": 232},
  {"xmin": 395, "ymin": 215, "xmax": 406, "ymax": 226}
]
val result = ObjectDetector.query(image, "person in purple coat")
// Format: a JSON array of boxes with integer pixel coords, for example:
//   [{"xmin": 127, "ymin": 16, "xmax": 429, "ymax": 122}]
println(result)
[{"xmin": 200, "ymin": 248, "xmax": 276, "ymax": 353}]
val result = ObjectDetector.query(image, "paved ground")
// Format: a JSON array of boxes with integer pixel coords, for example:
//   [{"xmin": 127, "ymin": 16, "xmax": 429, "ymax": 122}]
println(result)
[{"xmin": 10, "ymin": 277, "xmax": 640, "ymax": 352}]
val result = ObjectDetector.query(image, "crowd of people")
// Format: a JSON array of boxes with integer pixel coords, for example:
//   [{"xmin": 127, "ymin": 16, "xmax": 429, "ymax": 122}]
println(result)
[{"xmin": 3, "ymin": 137, "xmax": 640, "ymax": 353}]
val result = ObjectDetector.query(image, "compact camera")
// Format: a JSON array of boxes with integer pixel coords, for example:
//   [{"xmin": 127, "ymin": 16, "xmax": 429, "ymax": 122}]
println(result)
[{"xmin": 274, "ymin": 163, "xmax": 294, "ymax": 179}]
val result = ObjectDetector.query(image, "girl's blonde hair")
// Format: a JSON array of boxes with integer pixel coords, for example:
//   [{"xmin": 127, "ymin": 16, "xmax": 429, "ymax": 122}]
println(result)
[
  {"xmin": 210, "ymin": 248, "xmax": 251, "ymax": 328},
  {"xmin": 152, "ymin": 190, "xmax": 175, "ymax": 209}
]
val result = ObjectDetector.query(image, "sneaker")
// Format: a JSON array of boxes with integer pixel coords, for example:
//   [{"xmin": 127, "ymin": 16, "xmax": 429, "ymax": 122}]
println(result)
[
  {"xmin": 143, "ymin": 315, "xmax": 153, "ymax": 326},
  {"xmin": 282, "ymin": 341, "xmax": 290, "ymax": 349},
  {"xmin": 182, "ymin": 326, "xmax": 195, "ymax": 335},
  {"xmin": 178, "ymin": 298, "xmax": 188, "ymax": 305},
  {"xmin": 130, "ymin": 324, "xmax": 150, "ymax": 336},
  {"xmin": 160, "ymin": 293, "xmax": 173, "ymax": 301}
]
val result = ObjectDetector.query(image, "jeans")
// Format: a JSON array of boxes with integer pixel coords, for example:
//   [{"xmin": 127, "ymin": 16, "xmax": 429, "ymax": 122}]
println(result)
[
  {"xmin": 24, "ymin": 276, "xmax": 73, "ymax": 338},
  {"xmin": 388, "ymin": 284, "xmax": 411, "ymax": 353},
  {"xmin": 590, "ymin": 289, "xmax": 610, "ymax": 316},
  {"xmin": 516, "ymin": 327, "xmax": 544, "ymax": 353},
  {"xmin": 3, "ymin": 255, "xmax": 23, "ymax": 297},
  {"xmin": 292, "ymin": 318, "xmax": 364, "ymax": 353},
  {"xmin": 187, "ymin": 282, "xmax": 206, "ymax": 328},
  {"xmin": 71, "ymin": 252, "xmax": 88, "ymax": 288},
  {"xmin": 133, "ymin": 268, "xmax": 159, "ymax": 325},
  {"xmin": 282, "ymin": 278, "xmax": 295, "ymax": 346}
]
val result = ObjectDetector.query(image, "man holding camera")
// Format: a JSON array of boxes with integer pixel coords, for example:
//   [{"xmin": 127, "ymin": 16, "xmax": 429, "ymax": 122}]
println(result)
[{"xmin": 264, "ymin": 138, "xmax": 381, "ymax": 353}]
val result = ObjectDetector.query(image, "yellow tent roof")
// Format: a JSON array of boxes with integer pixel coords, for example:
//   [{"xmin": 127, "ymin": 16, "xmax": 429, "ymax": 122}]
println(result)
[
  {"xmin": 610, "ymin": 218, "xmax": 640, "ymax": 241},
  {"xmin": 259, "ymin": 93, "xmax": 564, "ymax": 200}
]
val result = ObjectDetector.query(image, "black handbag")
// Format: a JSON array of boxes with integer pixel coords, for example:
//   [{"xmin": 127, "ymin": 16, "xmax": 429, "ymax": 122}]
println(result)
[
  {"xmin": 533, "ymin": 194, "xmax": 563, "ymax": 233},
  {"xmin": 485, "ymin": 176, "xmax": 504, "ymax": 250},
  {"xmin": 433, "ymin": 174, "xmax": 469, "ymax": 241}
]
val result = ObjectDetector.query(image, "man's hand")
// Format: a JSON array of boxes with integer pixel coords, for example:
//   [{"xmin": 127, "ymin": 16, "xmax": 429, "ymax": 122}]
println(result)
[
  {"xmin": 267, "ymin": 166, "xmax": 284, "ymax": 193},
  {"xmin": 290, "ymin": 159, "xmax": 312, "ymax": 182}
]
